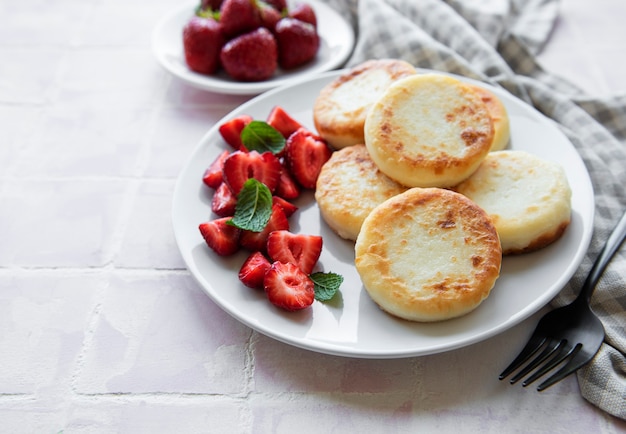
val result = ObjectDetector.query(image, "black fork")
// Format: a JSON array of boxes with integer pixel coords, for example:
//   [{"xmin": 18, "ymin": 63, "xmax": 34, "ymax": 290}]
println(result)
[{"xmin": 499, "ymin": 209, "xmax": 626, "ymax": 391}]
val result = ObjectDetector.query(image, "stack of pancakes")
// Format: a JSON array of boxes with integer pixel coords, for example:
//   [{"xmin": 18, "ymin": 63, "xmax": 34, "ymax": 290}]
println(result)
[{"xmin": 313, "ymin": 59, "xmax": 572, "ymax": 322}]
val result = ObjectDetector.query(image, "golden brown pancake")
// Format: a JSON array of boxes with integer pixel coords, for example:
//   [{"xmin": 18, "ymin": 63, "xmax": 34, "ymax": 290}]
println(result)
[
  {"xmin": 355, "ymin": 187, "xmax": 502, "ymax": 322},
  {"xmin": 364, "ymin": 73, "xmax": 494, "ymax": 188},
  {"xmin": 313, "ymin": 59, "xmax": 417, "ymax": 149},
  {"xmin": 454, "ymin": 150, "xmax": 572, "ymax": 255},
  {"xmin": 315, "ymin": 144, "xmax": 408, "ymax": 241}
]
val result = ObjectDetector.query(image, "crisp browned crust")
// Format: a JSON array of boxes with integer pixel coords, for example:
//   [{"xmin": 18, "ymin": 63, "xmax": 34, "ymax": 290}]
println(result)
[
  {"xmin": 466, "ymin": 84, "xmax": 510, "ymax": 151},
  {"xmin": 313, "ymin": 59, "xmax": 416, "ymax": 149},
  {"xmin": 355, "ymin": 188, "xmax": 502, "ymax": 322},
  {"xmin": 315, "ymin": 144, "xmax": 407, "ymax": 240},
  {"xmin": 364, "ymin": 73, "xmax": 494, "ymax": 188}
]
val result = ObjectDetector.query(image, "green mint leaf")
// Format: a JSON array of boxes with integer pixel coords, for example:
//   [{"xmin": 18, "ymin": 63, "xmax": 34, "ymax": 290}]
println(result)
[
  {"xmin": 240, "ymin": 120, "xmax": 285, "ymax": 154},
  {"xmin": 310, "ymin": 272, "xmax": 343, "ymax": 302},
  {"xmin": 227, "ymin": 179, "xmax": 273, "ymax": 232}
]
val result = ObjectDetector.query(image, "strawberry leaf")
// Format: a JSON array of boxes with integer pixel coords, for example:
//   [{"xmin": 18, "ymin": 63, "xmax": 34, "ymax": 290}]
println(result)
[
  {"xmin": 310, "ymin": 272, "xmax": 343, "ymax": 301},
  {"xmin": 241, "ymin": 120, "xmax": 286, "ymax": 154},
  {"xmin": 228, "ymin": 179, "xmax": 273, "ymax": 232},
  {"xmin": 195, "ymin": 5, "xmax": 220, "ymax": 20}
]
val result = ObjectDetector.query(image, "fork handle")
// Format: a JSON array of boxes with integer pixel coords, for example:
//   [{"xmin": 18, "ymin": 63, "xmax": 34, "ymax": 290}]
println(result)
[{"xmin": 580, "ymin": 209, "xmax": 626, "ymax": 303}]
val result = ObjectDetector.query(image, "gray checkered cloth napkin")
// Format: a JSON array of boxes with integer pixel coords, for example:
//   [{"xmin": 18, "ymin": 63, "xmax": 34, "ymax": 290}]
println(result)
[{"xmin": 322, "ymin": 0, "xmax": 626, "ymax": 420}]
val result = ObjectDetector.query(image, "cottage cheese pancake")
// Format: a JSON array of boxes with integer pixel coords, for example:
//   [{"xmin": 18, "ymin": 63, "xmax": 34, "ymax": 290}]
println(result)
[
  {"xmin": 467, "ymin": 84, "xmax": 510, "ymax": 151},
  {"xmin": 454, "ymin": 150, "xmax": 572, "ymax": 255},
  {"xmin": 313, "ymin": 59, "xmax": 416, "ymax": 149},
  {"xmin": 355, "ymin": 187, "xmax": 502, "ymax": 322},
  {"xmin": 315, "ymin": 144, "xmax": 408, "ymax": 241},
  {"xmin": 364, "ymin": 73, "xmax": 495, "ymax": 188}
]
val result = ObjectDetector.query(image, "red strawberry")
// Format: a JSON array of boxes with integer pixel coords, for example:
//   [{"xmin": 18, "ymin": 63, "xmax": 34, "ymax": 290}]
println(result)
[
  {"xmin": 220, "ymin": 27, "xmax": 278, "ymax": 82},
  {"xmin": 239, "ymin": 203, "xmax": 289, "ymax": 251},
  {"xmin": 219, "ymin": 0, "xmax": 262, "ymax": 38},
  {"xmin": 199, "ymin": 218, "xmax": 241, "ymax": 256},
  {"xmin": 238, "ymin": 251, "xmax": 271, "ymax": 289},
  {"xmin": 289, "ymin": 3, "xmax": 317, "ymax": 27},
  {"xmin": 274, "ymin": 18, "xmax": 319, "ymax": 70},
  {"xmin": 264, "ymin": 261, "xmax": 315, "ymax": 311},
  {"xmin": 203, "ymin": 149, "xmax": 231, "ymax": 189},
  {"xmin": 275, "ymin": 167, "xmax": 301, "ymax": 199},
  {"xmin": 211, "ymin": 182, "xmax": 237, "ymax": 216},
  {"xmin": 264, "ymin": 0, "xmax": 287, "ymax": 11},
  {"xmin": 218, "ymin": 115, "xmax": 253, "ymax": 150},
  {"xmin": 200, "ymin": 0, "xmax": 224, "ymax": 10},
  {"xmin": 259, "ymin": 2, "xmax": 282, "ymax": 32},
  {"xmin": 266, "ymin": 106, "xmax": 304, "ymax": 138},
  {"xmin": 266, "ymin": 230, "xmax": 322, "ymax": 275},
  {"xmin": 183, "ymin": 16, "xmax": 225, "ymax": 74},
  {"xmin": 285, "ymin": 128, "xmax": 332, "ymax": 189},
  {"xmin": 272, "ymin": 196, "xmax": 298, "ymax": 217},
  {"xmin": 222, "ymin": 150, "xmax": 282, "ymax": 195}
]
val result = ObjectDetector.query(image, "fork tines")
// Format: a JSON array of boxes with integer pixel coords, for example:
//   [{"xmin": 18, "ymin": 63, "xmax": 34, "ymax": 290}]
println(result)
[{"xmin": 499, "ymin": 336, "xmax": 583, "ymax": 391}]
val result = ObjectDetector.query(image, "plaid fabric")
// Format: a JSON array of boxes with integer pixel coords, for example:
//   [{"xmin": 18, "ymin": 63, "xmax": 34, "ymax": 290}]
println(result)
[{"xmin": 322, "ymin": 0, "xmax": 626, "ymax": 420}]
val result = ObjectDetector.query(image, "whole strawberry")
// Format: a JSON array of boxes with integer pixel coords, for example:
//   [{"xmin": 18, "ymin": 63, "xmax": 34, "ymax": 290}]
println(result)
[
  {"xmin": 275, "ymin": 18, "xmax": 320, "ymax": 70},
  {"xmin": 183, "ymin": 16, "xmax": 225, "ymax": 74},
  {"xmin": 264, "ymin": 0, "xmax": 287, "ymax": 11},
  {"xmin": 289, "ymin": 3, "xmax": 317, "ymax": 27},
  {"xmin": 220, "ymin": 27, "xmax": 278, "ymax": 81},
  {"xmin": 200, "ymin": 0, "xmax": 224, "ymax": 10},
  {"xmin": 258, "ymin": 1, "xmax": 282, "ymax": 32},
  {"xmin": 219, "ymin": 0, "xmax": 262, "ymax": 38}
]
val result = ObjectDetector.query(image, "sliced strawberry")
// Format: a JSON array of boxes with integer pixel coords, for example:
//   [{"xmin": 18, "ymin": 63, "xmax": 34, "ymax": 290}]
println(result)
[
  {"xmin": 239, "ymin": 203, "xmax": 289, "ymax": 251},
  {"xmin": 266, "ymin": 230, "xmax": 322, "ymax": 275},
  {"xmin": 264, "ymin": 261, "xmax": 315, "ymax": 311},
  {"xmin": 238, "ymin": 251, "xmax": 272, "ymax": 289},
  {"xmin": 218, "ymin": 115, "xmax": 253, "ymax": 150},
  {"xmin": 275, "ymin": 167, "xmax": 300, "ymax": 199},
  {"xmin": 199, "ymin": 218, "xmax": 241, "ymax": 256},
  {"xmin": 272, "ymin": 196, "xmax": 298, "ymax": 218},
  {"xmin": 202, "ymin": 149, "xmax": 231, "ymax": 189},
  {"xmin": 266, "ymin": 106, "xmax": 304, "ymax": 139},
  {"xmin": 285, "ymin": 128, "xmax": 332, "ymax": 189},
  {"xmin": 222, "ymin": 150, "xmax": 282, "ymax": 195},
  {"xmin": 211, "ymin": 182, "xmax": 237, "ymax": 217}
]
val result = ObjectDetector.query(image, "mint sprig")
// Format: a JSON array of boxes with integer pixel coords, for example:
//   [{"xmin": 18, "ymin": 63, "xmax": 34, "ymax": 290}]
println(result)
[
  {"xmin": 310, "ymin": 272, "xmax": 343, "ymax": 301},
  {"xmin": 240, "ymin": 120, "xmax": 285, "ymax": 154},
  {"xmin": 227, "ymin": 179, "xmax": 273, "ymax": 232}
]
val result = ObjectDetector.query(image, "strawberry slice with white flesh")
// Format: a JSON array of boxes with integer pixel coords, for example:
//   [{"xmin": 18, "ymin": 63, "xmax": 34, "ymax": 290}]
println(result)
[
  {"xmin": 202, "ymin": 149, "xmax": 231, "ymax": 189},
  {"xmin": 239, "ymin": 251, "xmax": 272, "ymax": 289},
  {"xmin": 275, "ymin": 167, "xmax": 300, "ymax": 199},
  {"xmin": 272, "ymin": 196, "xmax": 298, "ymax": 218},
  {"xmin": 219, "ymin": 114, "xmax": 253, "ymax": 150},
  {"xmin": 266, "ymin": 230, "xmax": 322, "ymax": 275},
  {"xmin": 239, "ymin": 203, "xmax": 289, "ymax": 252},
  {"xmin": 198, "ymin": 218, "xmax": 241, "ymax": 256},
  {"xmin": 285, "ymin": 127, "xmax": 332, "ymax": 189},
  {"xmin": 222, "ymin": 150, "xmax": 282, "ymax": 195},
  {"xmin": 211, "ymin": 182, "xmax": 237, "ymax": 217},
  {"xmin": 264, "ymin": 261, "xmax": 315, "ymax": 311},
  {"xmin": 266, "ymin": 105, "xmax": 304, "ymax": 139}
]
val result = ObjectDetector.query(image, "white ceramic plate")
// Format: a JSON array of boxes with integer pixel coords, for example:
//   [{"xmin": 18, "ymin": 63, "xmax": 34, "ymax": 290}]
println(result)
[
  {"xmin": 172, "ymin": 69, "xmax": 595, "ymax": 358},
  {"xmin": 152, "ymin": 0, "xmax": 355, "ymax": 95}
]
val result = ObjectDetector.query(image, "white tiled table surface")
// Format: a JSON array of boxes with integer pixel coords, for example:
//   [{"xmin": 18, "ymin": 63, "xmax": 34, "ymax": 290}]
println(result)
[{"xmin": 1, "ymin": 0, "xmax": 625, "ymax": 432}]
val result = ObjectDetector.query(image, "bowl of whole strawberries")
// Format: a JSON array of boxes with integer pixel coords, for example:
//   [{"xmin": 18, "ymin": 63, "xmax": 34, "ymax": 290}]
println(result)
[{"xmin": 153, "ymin": 0, "xmax": 355, "ymax": 94}]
